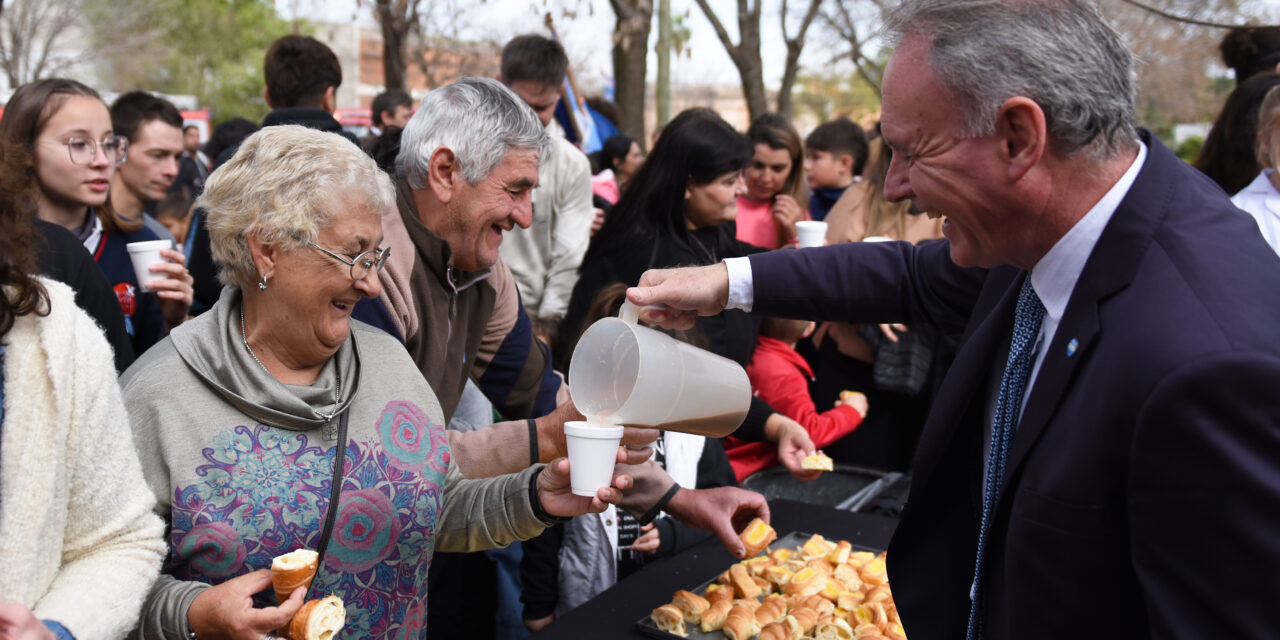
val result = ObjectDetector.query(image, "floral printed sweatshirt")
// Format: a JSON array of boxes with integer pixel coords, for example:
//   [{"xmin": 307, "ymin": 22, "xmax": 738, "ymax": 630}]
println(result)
[{"xmin": 122, "ymin": 287, "xmax": 548, "ymax": 640}]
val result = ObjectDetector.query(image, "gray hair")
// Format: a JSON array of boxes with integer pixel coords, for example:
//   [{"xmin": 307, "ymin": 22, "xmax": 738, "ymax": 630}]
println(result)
[
  {"xmin": 884, "ymin": 0, "xmax": 1139, "ymax": 160},
  {"xmin": 198, "ymin": 125, "xmax": 396, "ymax": 288},
  {"xmin": 397, "ymin": 77, "xmax": 551, "ymax": 188}
]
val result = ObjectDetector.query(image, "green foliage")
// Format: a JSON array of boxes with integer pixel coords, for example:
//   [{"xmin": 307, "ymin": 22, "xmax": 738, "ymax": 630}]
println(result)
[
  {"xmin": 88, "ymin": 0, "xmax": 300, "ymax": 125},
  {"xmin": 1174, "ymin": 136, "xmax": 1205, "ymax": 165},
  {"xmin": 793, "ymin": 68, "xmax": 881, "ymax": 124}
]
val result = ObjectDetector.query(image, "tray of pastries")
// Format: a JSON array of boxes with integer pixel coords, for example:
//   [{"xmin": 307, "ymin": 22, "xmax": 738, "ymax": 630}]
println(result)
[{"xmin": 636, "ymin": 520, "xmax": 906, "ymax": 640}]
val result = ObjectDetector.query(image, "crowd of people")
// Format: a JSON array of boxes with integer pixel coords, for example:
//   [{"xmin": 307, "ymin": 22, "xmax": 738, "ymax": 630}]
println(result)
[{"xmin": 3, "ymin": 1, "xmax": 1280, "ymax": 639}]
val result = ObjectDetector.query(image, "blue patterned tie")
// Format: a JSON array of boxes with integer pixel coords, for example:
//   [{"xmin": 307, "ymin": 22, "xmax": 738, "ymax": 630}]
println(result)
[{"xmin": 966, "ymin": 276, "xmax": 1045, "ymax": 640}]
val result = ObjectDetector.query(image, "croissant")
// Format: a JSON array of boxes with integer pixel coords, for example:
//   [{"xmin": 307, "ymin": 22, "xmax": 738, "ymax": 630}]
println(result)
[
  {"xmin": 671, "ymin": 589, "xmax": 710, "ymax": 624},
  {"xmin": 860, "ymin": 556, "xmax": 888, "ymax": 586},
  {"xmin": 699, "ymin": 599, "xmax": 733, "ymax": 632},
  {"xmin": 814, "ymin": 616, "xmax": 856, "ymax": 640},
  {"xmin": 783, "ymin": 566, "xmax": 824, "ymax": 597},
  {"xmin": 825, "ymin": 540, "xmax": 852, "ymax": 564},
  {"xmin": 705, "ymin": 583, "xmax": 734, "ymax": 604},
  {"xmin": 283, "ymin": 595, "xmax": 345, "ymax": 640},
  {"xmin": 754, "ymin": 597, "xmax": 785, "ymax": 627},
  {"xmin": 789, "ymin": 606, "xmax": 819, "ymax": 634},
  {"xmin": 729, "ymin": 563, "xmax": 759, "ymax": 599},
  {"xmin": 740, "ymin": 518, "xmax": 778, "ymax": 558},
  {"xmin": 722, "ymin": 605, "xmax": 755, "ymax": 640},
  {"xmin": 758, "ymin": 620, "xmax": 792, "ymax": 640},
  {"xmin": 271, "ymin": 549, "xmax": 318, "ymax": 605},
  {"xmin": 649, "ymin": 604, "xmax": 687, "ymax": 637}
]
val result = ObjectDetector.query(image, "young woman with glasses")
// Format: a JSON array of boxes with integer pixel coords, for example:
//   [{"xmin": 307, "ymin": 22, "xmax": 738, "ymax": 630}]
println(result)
[{"xmin": 0, "ymin": 79, "xmax": 193, "ymax": 357}]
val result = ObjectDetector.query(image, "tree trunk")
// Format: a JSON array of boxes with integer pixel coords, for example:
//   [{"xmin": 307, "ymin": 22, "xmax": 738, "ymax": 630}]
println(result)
[
  {"xmin": 381, "ymin": 23, "xmax": 406, "ymax": 90},
  {"xmin": 375, "ymin": 0, "xmax": 416, "ymax": 91},
  {"xmin": 611, "ymin": 0, "xmax": 652, "ymax": 142},
  {"xmin": 656, "ymin": 0, "xmax": 671, "ymax": 127},
  {"xmin": 693, "ymin": 0, "xmax": 766, "ymax": 121},
  {"xmin": 776, "ymin": 0, "xmax": 823, "ymax": 119}
]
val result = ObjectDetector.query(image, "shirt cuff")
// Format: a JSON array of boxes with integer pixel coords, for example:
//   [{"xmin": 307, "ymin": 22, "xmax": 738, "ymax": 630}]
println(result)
[
  {"xmin": 723, "ymin": 256, "xmax": 754, "ymax": 312},
  {"xmin": 42, "ymin": 621, "xmax": 76, "ymax": 640}
]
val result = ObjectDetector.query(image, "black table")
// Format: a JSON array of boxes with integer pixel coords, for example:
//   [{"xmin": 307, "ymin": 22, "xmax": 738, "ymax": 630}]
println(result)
[{"xmin": 530, "ymin": 499, "xmax": 899, "ymax": 639}]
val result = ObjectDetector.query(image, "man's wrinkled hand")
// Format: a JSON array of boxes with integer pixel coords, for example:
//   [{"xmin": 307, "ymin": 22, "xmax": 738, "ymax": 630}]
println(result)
[
  {"xmin": 665, "ymin": 486, "xmax": 770, "ymax": 558},
  {"xmin": 626, "ymin": 264, "xmax": 730, "ymax": 330}
]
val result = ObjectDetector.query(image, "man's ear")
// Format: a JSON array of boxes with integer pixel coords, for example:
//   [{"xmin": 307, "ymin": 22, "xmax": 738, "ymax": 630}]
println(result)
[
  {"xmin": 428, "ymin": 147, "xmax": 460, "ymax": 204},
  {"xmin": 995, "ymin": 96, "xmax": 1047, "ymax": 181},
  {"xmin": 262, "ymin": 86, "xmax": 273, "ymax": 109},
  {"xmin": 247, "ymin": 232, "xmax": 278, "ymax": 282},
  {"xmin": 322, "ymin": 86, "xmax": 338, "ymax": 113}
]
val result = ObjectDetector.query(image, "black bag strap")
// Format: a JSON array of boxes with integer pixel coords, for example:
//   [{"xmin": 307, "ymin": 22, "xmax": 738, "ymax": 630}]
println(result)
[{"xmin": 306, "ymin": 409, "xmax": 350, "ymax": 600}]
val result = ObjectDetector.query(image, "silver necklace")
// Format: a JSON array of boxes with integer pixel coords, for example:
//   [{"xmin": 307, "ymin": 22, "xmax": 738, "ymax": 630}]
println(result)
[{"xmin": 240, "ymin": 304, "xmax": 342, "ymax": 421}]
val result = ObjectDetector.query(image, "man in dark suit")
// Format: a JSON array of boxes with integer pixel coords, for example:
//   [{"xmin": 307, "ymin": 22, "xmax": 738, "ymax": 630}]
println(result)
[{"xmin": 626, "ymin": 0, "xmax": 1280, "ymax": 638}]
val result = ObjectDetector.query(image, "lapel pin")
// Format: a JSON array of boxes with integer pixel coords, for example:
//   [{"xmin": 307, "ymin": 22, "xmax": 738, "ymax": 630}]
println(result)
[{"xmin": 1066, "ymin": 338, "xmax": 1079, "ymax": 357}]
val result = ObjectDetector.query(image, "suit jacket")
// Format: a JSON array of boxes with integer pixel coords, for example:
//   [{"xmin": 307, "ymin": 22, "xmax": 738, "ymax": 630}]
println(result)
[{"xmin": 748, "ymin": 132, "xmax": 1280, "ymax": 639}]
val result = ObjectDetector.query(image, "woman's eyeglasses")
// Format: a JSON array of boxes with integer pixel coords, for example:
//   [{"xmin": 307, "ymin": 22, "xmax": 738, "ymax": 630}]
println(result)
[
  {"xmin": 42, "ymin": 135, "xmax": 130, "ymax": 166},
  {"xmin": 307, "ymin": 242, "xmax": 391, "ymax": 281}
]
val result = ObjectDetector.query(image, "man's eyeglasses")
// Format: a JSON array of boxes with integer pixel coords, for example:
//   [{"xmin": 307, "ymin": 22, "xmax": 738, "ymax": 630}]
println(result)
[
  {"xmin": 43, "ymin": 135, "xmax": 130, "ymax": 166},
  {"xmin": 307, "ymin": 242, "xmax": 391, "ymax": 281}
]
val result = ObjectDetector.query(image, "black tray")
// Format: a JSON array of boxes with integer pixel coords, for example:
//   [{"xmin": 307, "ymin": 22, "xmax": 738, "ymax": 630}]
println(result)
[
  {"xmin": 741, "ymin": 464, "xmax": 901, "ymax": 512},
  {"xmin": 633, "ymin": 531, "xmax": 884, "ymax": 639}
]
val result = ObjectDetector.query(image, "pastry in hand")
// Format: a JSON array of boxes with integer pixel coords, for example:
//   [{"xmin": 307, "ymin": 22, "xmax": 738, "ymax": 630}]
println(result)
[
  {"xmin": 271, "ymin": 549, "xmax": 318, "ymax": 605},
  {"xmin": 739, "ymin": 517, "xmax": 778, "ymax": 558},
  {"xmin": 801, "ymin": 452, "xmax": 834, "ymax": 471},
  {"xmin": 650, "ymin": 603, "xmax": 687, "ymax": 637},
  {"xmin": 284, "ymin": 595, "xmax": 345, "ymax": 640}
]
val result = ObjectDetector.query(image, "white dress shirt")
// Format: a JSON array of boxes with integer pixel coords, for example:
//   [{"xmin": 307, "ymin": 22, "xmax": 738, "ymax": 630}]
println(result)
[{"xmin": 1230, "ymin": 169, "xmax": 1280, "ymax": 258}]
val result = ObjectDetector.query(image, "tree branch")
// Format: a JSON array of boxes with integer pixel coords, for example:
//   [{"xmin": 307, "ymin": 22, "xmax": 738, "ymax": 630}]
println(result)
[
  {"xmin": 693, "ymin": 0, "xmax": 739, "ymax": 60},
  {"xmin": 1116, "ymin": 0, "xmax": 1273, "ymax": 29}
]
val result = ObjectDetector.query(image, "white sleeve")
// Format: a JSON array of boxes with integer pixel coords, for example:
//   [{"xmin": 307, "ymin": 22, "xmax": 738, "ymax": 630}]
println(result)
[{"xmin": 723, "ymin": 256, "xmax": 754, "ymax": 312}]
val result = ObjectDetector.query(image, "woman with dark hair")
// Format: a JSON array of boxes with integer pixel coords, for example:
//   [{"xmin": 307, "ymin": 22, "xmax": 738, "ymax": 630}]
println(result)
[
  {"xmin": 735, "ymin": 113, "xmax": 807, "ymax": 249},
  {"xmin": 0, "ymin": 134, "xmax": 165, "ymax": 640},
  {"xmin": 1194, "ymin": 71, "xmax": 1280, "ymax": 195},
  {"xmin": 0, "ymin": 78, "xmax": 193, "ymax": 357},
  {"xmin": 560, "ymin": 108, "xmax": 820, "ymax": 482},
  {"xmin": 591, "ymin": 134, "xmax": 644, "ymax": 205}
]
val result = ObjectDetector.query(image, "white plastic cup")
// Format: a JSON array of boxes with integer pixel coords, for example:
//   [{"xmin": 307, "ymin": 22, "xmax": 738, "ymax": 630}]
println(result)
[
  {"xmin": 564, "ymin": 421, "xmax": 624, "ymax": 497},
  {"xmin": 795, "ymin": 220, "xmax": 828, "ymax": 248},
  {"xmin": 126, "ymin": 240, "xmax": 172, "ymax": 292},
  {"xmin": 568, "ymin": 302, "xmax": 751, "ymax": 438}
]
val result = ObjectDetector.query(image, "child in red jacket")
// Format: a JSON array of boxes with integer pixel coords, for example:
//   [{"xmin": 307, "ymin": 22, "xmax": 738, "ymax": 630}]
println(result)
[{"xmin": 725, "ymin": 317, "xmax": 869, "ymax": 481}]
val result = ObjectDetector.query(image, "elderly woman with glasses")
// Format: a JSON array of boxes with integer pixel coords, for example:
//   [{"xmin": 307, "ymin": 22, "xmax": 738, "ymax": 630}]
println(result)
[{"xmin": 121, "ymin": 126, "xmax": 614, "ymax": 640}]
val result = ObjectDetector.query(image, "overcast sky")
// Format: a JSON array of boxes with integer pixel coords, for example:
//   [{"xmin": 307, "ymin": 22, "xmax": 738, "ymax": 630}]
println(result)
[{"xmin": 275, "ymin": 0, "xmax": 846, "ymax": 93}]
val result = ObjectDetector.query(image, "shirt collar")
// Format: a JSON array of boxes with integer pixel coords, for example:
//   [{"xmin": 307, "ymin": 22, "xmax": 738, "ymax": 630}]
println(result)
[{"xmin": 1031, "ymin": 141, "xmax": 1147, "ymax": 323}]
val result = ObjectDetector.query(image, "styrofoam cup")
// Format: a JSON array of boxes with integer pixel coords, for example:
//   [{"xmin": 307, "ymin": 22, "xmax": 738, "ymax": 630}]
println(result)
[
  {"xmin": 795, "ymin": 220, "xmax": 828, "ymax": 248},
  {"xmin": 564, "ymin": 421, "xmax": 624, "ymax": 497},
  {"xmin": 126, "ymin": 240, "xmax": 172, "ymax": 292}
]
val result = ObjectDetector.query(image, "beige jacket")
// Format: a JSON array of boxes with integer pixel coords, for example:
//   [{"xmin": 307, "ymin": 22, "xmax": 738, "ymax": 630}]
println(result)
[{"xmin": 498, "ymin": 127, "xmax": 594, "ymax": 324}]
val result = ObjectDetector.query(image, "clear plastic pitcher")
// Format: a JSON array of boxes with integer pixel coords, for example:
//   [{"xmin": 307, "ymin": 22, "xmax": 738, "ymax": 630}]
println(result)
[{"xmin": 567, "ymin": 301, "xmax": 751, "ymax": 437}]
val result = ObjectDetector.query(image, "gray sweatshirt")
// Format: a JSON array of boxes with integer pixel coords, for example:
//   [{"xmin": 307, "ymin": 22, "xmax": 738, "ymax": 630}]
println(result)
[{"xmin": 121, "ymin": 287, "xmax": 548, "ymax": 640}]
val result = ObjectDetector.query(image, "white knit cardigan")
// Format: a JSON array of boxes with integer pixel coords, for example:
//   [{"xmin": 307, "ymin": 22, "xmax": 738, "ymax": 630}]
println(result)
[{"xmin": 0, "ymin": 278, "xmax": 165, "ymax": 640}]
